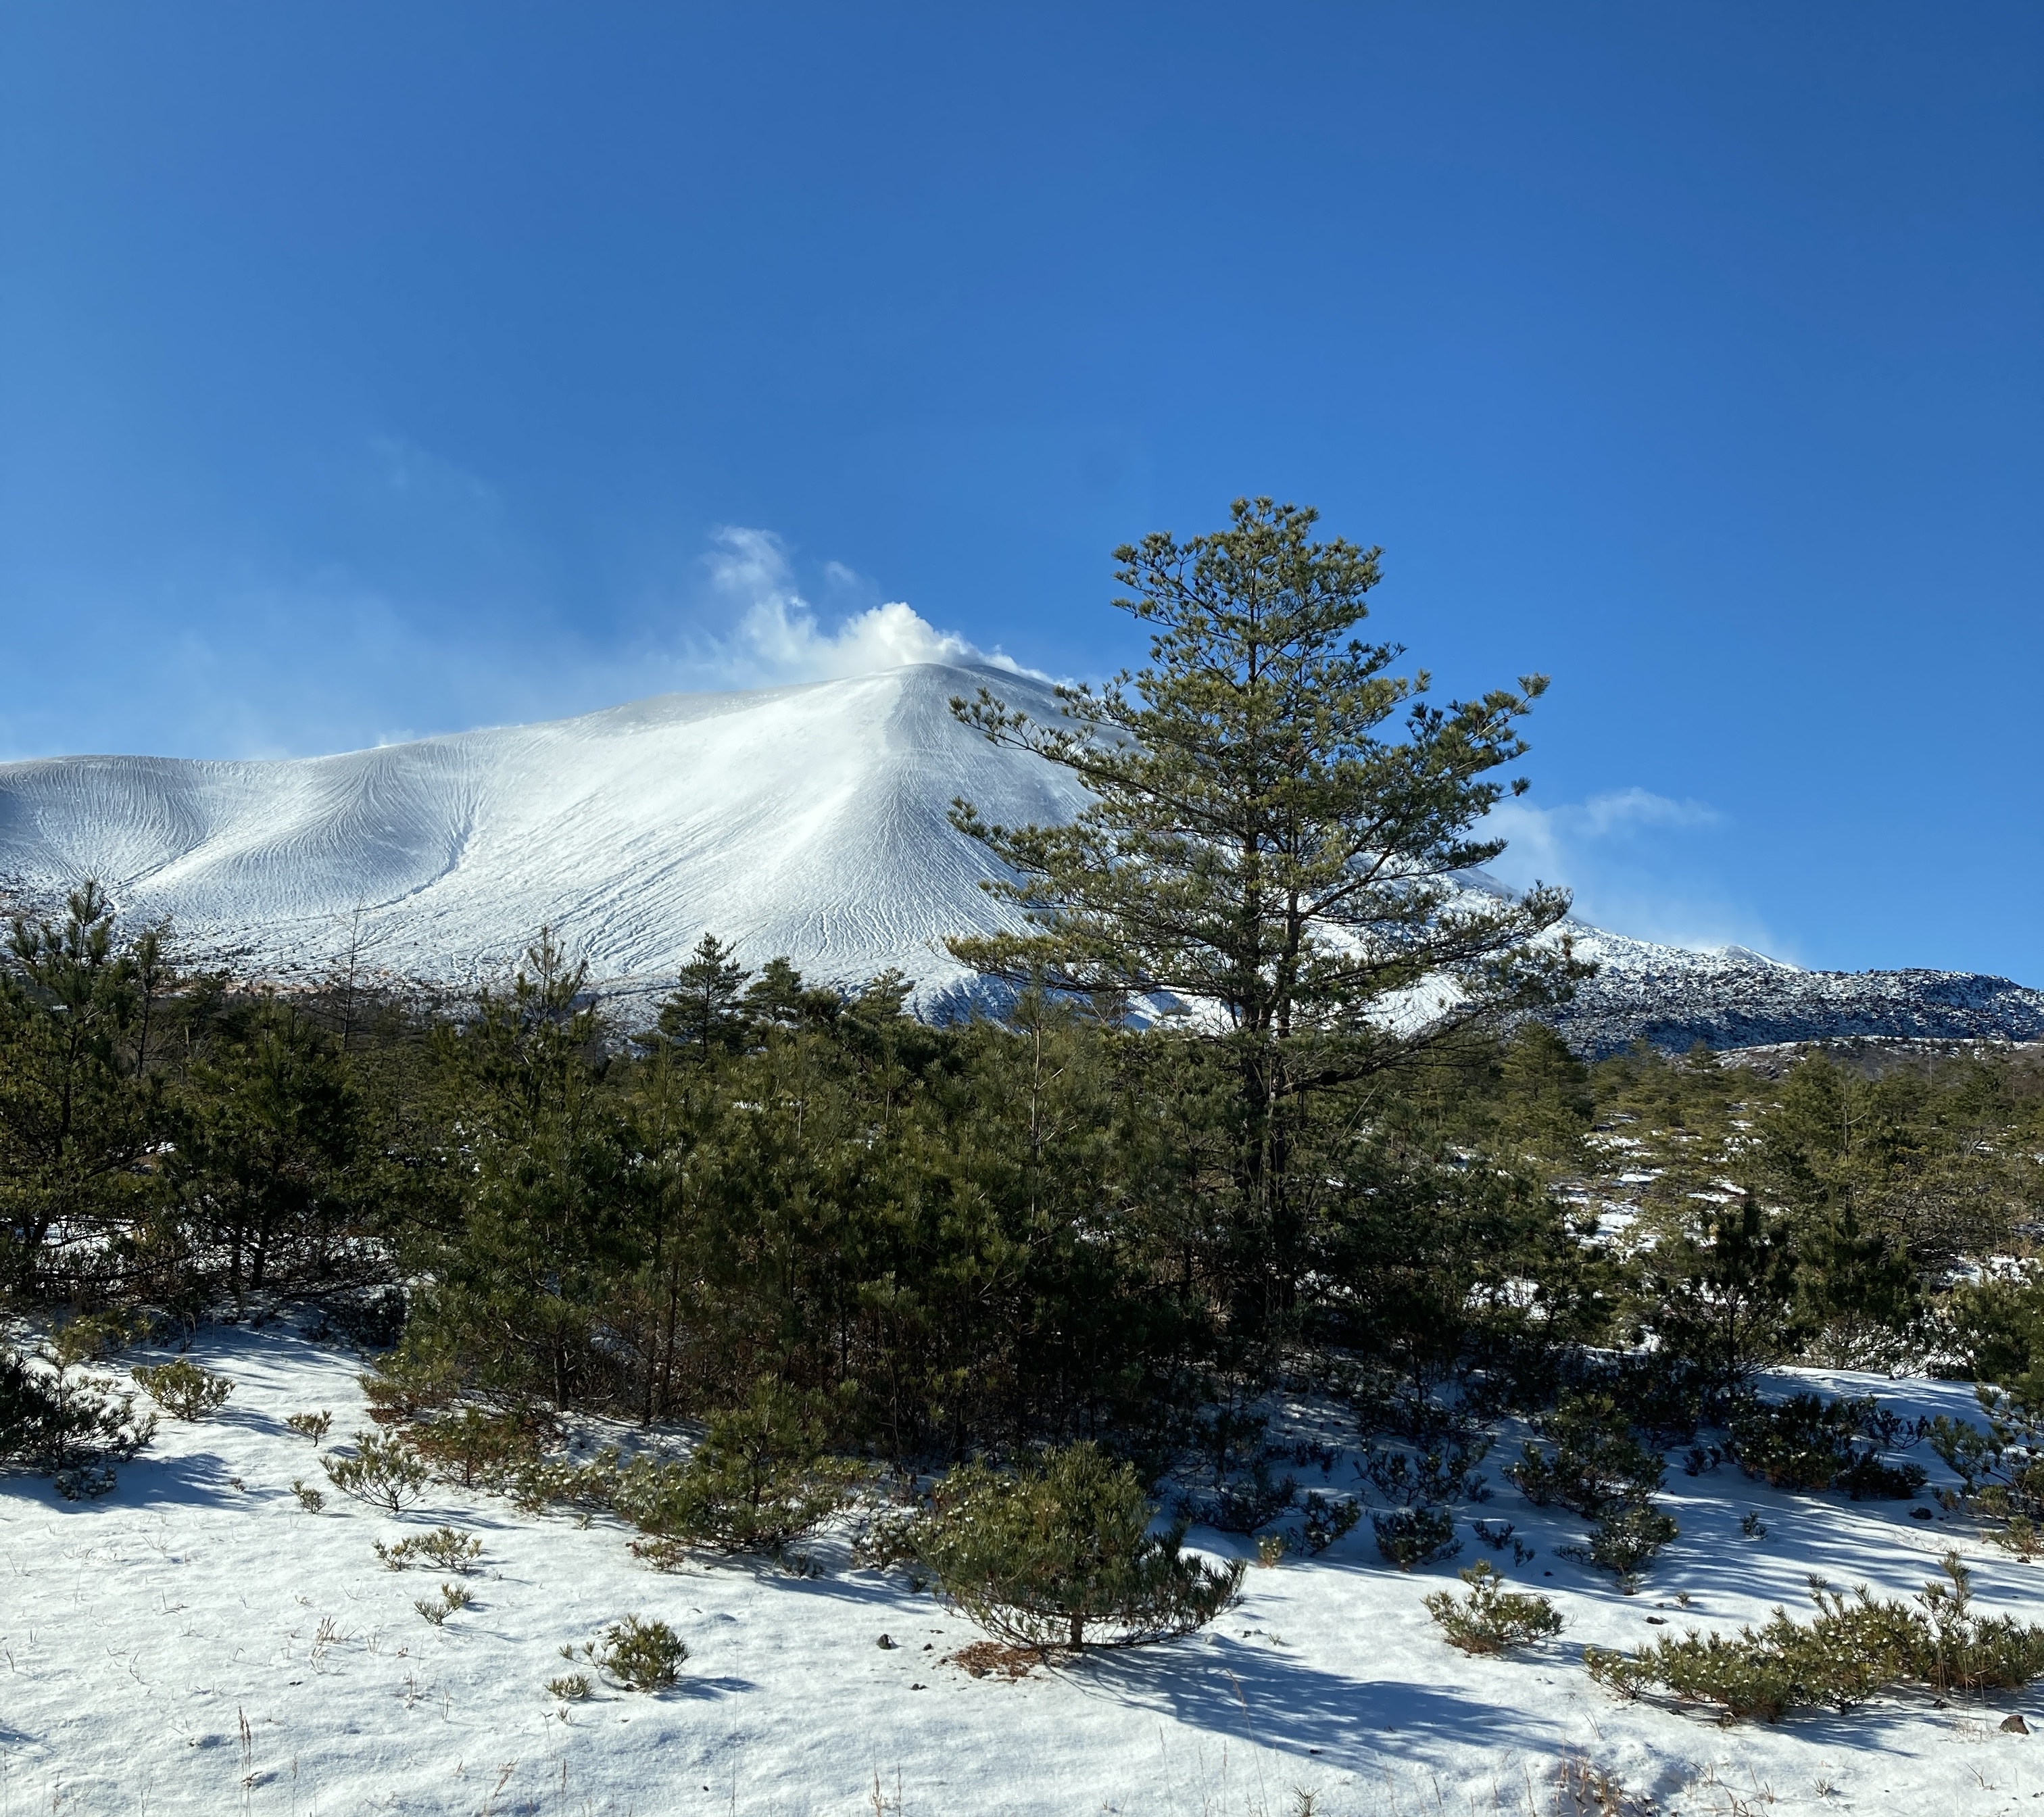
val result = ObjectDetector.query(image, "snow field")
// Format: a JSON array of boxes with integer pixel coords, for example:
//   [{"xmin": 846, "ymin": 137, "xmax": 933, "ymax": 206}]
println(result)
[{"xmin": 3, "ymin": 1327, "xmax": 2043, "ymax": 1815}]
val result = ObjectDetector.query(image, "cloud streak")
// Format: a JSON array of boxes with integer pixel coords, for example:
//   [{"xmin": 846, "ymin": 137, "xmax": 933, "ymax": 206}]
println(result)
[{"xmin": 1484, "ymin": 788, "xmax": 1785, "ymax": 957}]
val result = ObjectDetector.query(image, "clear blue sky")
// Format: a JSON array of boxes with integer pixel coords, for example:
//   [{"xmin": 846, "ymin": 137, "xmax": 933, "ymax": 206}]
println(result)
[{"xmin": 3, "ymin": 4, "xmax": 2039, "ymax": 981}]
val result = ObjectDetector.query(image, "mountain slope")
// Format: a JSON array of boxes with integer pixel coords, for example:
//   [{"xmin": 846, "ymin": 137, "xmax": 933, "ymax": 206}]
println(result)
[
  {"xmin": 0, "ymin": 664, "xmax": 1089, "ymax": 997},
  {"xmin": 3, "ymin": 662, "xmax": 2039, "ymax": 1052}
]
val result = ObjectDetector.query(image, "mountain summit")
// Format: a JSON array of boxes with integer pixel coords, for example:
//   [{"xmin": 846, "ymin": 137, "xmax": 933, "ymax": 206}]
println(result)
[
  {"xmin": 0, "ymin": 664, "xmax": 1086, "ymax": 996},
  {"xmin": 3, "ymin": 665, "xmax": 2039, "ymax": 1053}
]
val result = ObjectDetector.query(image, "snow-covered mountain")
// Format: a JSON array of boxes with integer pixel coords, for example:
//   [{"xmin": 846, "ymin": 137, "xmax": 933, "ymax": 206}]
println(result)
[
  {"xmin": 0, "ymin": 664, "xmax": 1088, "ymax": 1001},
  {"xmin": 1550, "ymin": 920, "xmax": 2044, "ymax": 1058},
  {"xmin": 3, "ymin": 662, "xmax": 2039, "ymax": 1053}
]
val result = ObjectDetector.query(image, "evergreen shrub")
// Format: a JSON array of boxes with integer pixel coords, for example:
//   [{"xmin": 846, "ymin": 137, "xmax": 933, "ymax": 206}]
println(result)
[
  {"xmin": 569, "ymin": 1615, "xmax": 686, "ymax": 1691},
  {"xmin": 132, "ymin": 1359, "xmax": 233, "ymax": 1421},
  {"xmin": 1372, "ymin": 1505, "xmax": 1459, "ymax": 1572},
  {"xmin": 1424, "ymin": 1560, "xmax": 1563, "ymax": 1654},
  {"xmin": 408, "ymin": 1405, "xmax": 548, "ymax": 1488},
  {"xmin": 1507, "ymin": 1394, "xmax": 1664, "ymax": 1516},
  {"xmin": 1, "ymin": 1334, "xmax": 155, "ymax": 1494},
  {"xmin": 1285, "ymin": 1490, "xmax": 1361, "ymax": 1555},
  {"xmin": 358, "ymin": 1347, "xmax": 462, "ymax": 1425},
  {"xmin": 1586, "ymin": 1553, "xmax": 2044, "ymax": 1721},
  {"xmin": 1727, "ymin": 1392, "xmax": 1925, "ymax": 1500},
  {"xmin": 324, "ymin": 1430, "xmax": 431, "ymax": 1511},
  {"xmin": 1562, "ymin": 1503, "xmax": 1679, "ymax": 1594},
  {"xmin": 375, "ymin": 1526, "xmax": 483, "ymax": 1572},
  {"xmin": 911, "ymin": 1442, "xmax": 1244, "ymax": 1652},
  {"xmin": 1931, "ymin": 1392, "xmax": 2044, "ymax": 1541}
]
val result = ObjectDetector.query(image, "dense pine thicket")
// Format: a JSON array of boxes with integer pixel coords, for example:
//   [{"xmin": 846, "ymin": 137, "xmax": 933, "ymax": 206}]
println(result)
[
  {"xmin": 4, "ymin": 501, "xmax": 2043, "ymax": 1486},
  {"xmin": 2, "ymin": 901, "xmax": 2041, "ymax": 1455}
]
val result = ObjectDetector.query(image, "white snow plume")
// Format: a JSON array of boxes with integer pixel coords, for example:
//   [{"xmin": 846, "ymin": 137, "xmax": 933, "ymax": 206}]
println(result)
[{"xmin": 704, "ymin": 527, "xmax": 1040, "ymax": 685}]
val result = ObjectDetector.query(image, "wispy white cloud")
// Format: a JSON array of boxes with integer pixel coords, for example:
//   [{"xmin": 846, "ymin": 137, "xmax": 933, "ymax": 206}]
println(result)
[{"xmin": 1484, "ymin": 788, "xmax": 1788, "ymax": 958}]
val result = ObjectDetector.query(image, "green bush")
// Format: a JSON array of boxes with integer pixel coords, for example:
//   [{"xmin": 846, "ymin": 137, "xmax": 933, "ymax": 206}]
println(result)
[
  {"xmin": 570, "ymin": 1615, "xmax": 687, "ymax": 1691},
  {"xmin": 1, "ymin": 1335, "xmax": 155, "ymax": 1495},
  {"xmin": 324, "ymin": 1430, "xmax": 432, "ymax": 1511},
  {"xmin": 1506, "ymin": 1393, "xmax": 1665, "ymax": 1518},
  {"xmin": 358, "ymin": 1345, "xmax": 462, "ymax": 1425},
  {"xmin": 374, "ymin": 1525, "xmax": 483, "ymax": 1572},
  {"xmin": 407, "ymin": 1405, "xmax": 548, "ymax": 1489},
  {"xmin": 1727, "ymin": 1392, "xmax": 1925, "ymax": 1500},
  {"xmin": 1563, "ymin": 1503, "xmax": 1679, "ymax": 1594},
  {"xmin": 910, "ymin": 1441, "xmax": 1244, "ymax": 1652},
  {"xmin": 1508, "ymin": 1391, "xmax": 1679, "ymax": 1591},
  {"xmin": 1930, "ymin": 1391, "xmax": 2044, "ymax": 1543},
  {"xmin": 1424, "ymin": 1560, "xmax": 1563, "ymax": 1654},
  {"xmin": 633, "ymin": 1380, "xmax": 864, "ymax": 1555},
  {"xmin": 1285, "ymin": 1491, "xmax": 1361, "ymax": 1556},
  {"xmin": 1586, "ymin": 1553, "xmax": 2044, "ymax": 1721},
  {"xmin": 132, "ymin": 1359, "xmax": 234, "ymax": 1421},
  {"xmin": 1371, "ymin": 1505, "xmax": 1459, "ymax": 1572},
  {"xmin": 533, "ymin": 1380, "xmax": 863, "ymax": 1559}
]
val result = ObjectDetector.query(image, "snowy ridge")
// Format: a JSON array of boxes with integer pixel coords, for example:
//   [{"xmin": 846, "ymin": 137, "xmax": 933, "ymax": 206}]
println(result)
[
  {"xmin": 1549, "ymin": 921, "xmax": 2044, "ymax": 1059},
  {"xmin": 0, "ymin": 664, "xmax": 1091, "ymax": 1004},
  {"xmin": 2, "ymin": 663, "xmax": 2040, "ymax": 1051}
]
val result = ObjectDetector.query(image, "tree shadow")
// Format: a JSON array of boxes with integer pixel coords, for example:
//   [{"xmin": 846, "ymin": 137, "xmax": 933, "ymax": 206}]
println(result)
[{"xmin": 1074, "ymin": 1632, "xmax": 1580, "ymax": 1777}]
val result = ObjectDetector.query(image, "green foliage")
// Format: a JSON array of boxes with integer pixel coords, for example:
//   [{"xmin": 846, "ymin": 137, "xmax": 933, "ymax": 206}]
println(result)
[
  {"xmin": 947, "ymin": 498, "xmax": 1577, "ymax": 1354},
  {"xmin": 1285, "ymin": 1491, "xmax": 1361, "ymax": 1556},
  {"xmin": 1588, "ymin": 1553, "xmax": 2044, "ymax": 1721},
  {"xmin": 407, "ymin": 1404, "xmax": 549, "ymax": 1488},
  {"xmin": 1371, "ymin": 1505, "xmax": 1459, "ymax": 1572},
  {"xmin": 413, "ymin": 1581, "xmax": 475, "ymax": 1625},
  {"xmin": 1929, "ymin": 1389, "xmax": 2044, "ymax": 1540},
  {"xmin": 1642, "ymin": 1199, "xmax": 1801, "ymax": 1390},
  {"xmin": 651, "ymin": 934, "xmax": 752, "ymax": 1062},
  {"xmin": 374, "ymin": 1526, "xmax": 483, "ymax": 1573},
  {"xmin": 1726, "ymin": 1392, "xmax": 1924, "ymax": 1499},
  {"xmin": 132, "ymin": 1359, "xmax": 233, "ymax": 1420},
  {"xmin": 168, "ymin": 998, "xmax": 358, "ymax": 1307},
  {"xmin": 323, "ymin": 1429, "xmax": 431, "ymax": 1511},
  {"xmin": 0, "ymin": 887, "xmax": 166, "ymax": 1301},
  {"xmin": 911, "ymin": 1442, "xmax": 1244, "ymax": 1651},
  {"xmin": 286, "ymin": 1409, "xmax": 333, "ymax": 1442},
  {"xmin": 612, "ymin": 1379, "xmax": 865, "ymax": 1557},
  {"xmin": 667, "ymin": 1379, "xmax": 862, "ymax": 1551},
  {"xmin": 570, "ymin": 1615, "xmax": 687, "ymax": 1692},
  {"xmin": 1949, "ymin": 1263, "xmax": 2044, "ymax": 1411},
  {"xmin": 1424, "ymin": 1559, "xmax": 1563, "ymax": 1654},
  {"xmin": 1562, "ymin": 1503, "xmax": 1679, "ymax": 1593},
  {"xmin": 1506, "ymin": 1393, "xmax": 1664, "ymax": 1518},
  {"xmin": 291, "ymin": 1478, "xmax": 324, "ymax": 1512},
  {"xmin": 360, "ymin": 1347, "xmax": 464, "ymax": 1425},
  {"xmin": 1507, "ymin": 1392, "xmax": 1676, "ymax": 1590},
  {"xmin": 0, "ymin": 1330, "xmax": 155, "ymax": 1493},
  {"xmin": 545, "ymin": 1672, "xmax": 592, "ymax": 1701}
]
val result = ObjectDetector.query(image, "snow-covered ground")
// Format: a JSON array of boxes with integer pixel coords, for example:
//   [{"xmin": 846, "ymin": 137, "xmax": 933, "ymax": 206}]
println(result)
[{"xmin": 5, "ymin": 1324, "xmax": 2041, "ymax": 1816}]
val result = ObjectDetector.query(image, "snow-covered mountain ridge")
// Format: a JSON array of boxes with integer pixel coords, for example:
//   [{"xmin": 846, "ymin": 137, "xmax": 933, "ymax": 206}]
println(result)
[{"xmin": 3, "ymin": 662, "xmax": 2039, "ymax": 1055}]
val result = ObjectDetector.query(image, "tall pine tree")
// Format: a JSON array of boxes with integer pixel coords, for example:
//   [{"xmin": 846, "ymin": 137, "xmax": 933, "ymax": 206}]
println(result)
[{"xmin": 948, "ymin": 498, "xmax": 1582, "ymax": 1343}]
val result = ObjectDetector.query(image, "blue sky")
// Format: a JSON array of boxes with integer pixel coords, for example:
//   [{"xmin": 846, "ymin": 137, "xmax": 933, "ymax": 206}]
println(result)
[{"xmin": 2, "ymin": 3, "xmax": 2039, "ymax": 981}]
